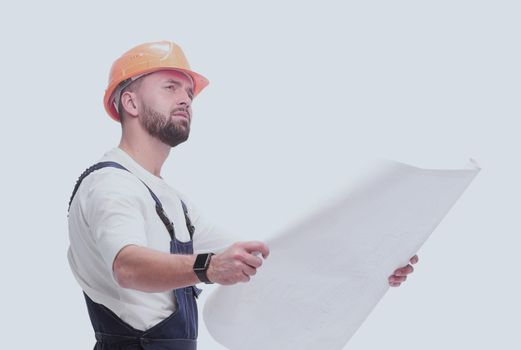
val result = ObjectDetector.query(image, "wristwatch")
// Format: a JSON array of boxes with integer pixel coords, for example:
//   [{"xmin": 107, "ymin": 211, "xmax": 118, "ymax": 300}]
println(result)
[{"xmin": 193, "ymin": 253, "xmax": 215, "ymax": 284}]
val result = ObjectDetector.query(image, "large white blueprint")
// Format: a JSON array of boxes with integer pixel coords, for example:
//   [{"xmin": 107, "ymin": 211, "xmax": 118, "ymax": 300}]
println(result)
[{"xmin": 203, "ymin": 157, "xmax": 481, "ymax": 350}]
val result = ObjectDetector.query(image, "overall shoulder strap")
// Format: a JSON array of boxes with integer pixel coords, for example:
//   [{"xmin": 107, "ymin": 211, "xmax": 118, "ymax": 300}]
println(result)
[
  {"xmin": 68, "ymin": 161, "xmax": 129, "ymax": 213},
  {"xmin": 67, "ymin": 161, "xmax": 194, "ymax": 241},
  {"xmin": 180, "ymin": 200, "xmax": 195, "ymax": 240}
]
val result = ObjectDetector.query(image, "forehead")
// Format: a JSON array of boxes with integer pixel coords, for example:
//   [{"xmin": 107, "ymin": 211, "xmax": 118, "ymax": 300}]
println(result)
[{"xmin": 146, "ymin": 69, "xmax": 194, "ymax": 87}]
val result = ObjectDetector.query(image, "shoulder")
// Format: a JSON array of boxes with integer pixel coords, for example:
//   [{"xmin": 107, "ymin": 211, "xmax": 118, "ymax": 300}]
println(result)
[{"xmin": 76, "ymin": 166, "xmax": 151, "ymax": 208}]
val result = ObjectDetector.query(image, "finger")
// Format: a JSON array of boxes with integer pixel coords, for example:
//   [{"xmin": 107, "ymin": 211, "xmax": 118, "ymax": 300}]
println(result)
[
  {"xmin": 394, "ymin": 264, "xmax": 414, "ymax": 276},
  {"xmin": 410, "ymin": 255, "xmax": 419, "ymax": 264},
  {"xmin": 389, "ymin": 282, "xmax": 401, "ymax": 287},
  {"xmin": 236, "ymin": 251, "xmax": 263, "ymax": 268},
  {"xmin": 388, "ymin": 275, "xmax": 407, "ymax": 283},
  {"xmin": 242, "ymin": 241, "xmax": 270, "ymax": 259},
  {"xmin": 241, "ymin": 271, "xmax": 251, "ymax": 283},
  {"xmin": 242, "ymin": 264, "xmax": 257, "ymax": 277}
]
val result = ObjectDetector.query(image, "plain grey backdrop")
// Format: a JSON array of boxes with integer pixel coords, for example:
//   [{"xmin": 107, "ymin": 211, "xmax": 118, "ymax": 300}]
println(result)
[{"xmin": 0, "ymin": 0, "xmax": 519, "ymax": 348}]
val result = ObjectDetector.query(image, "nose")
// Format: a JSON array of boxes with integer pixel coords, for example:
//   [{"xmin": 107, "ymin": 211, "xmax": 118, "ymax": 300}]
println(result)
[{"xmin": 177, "ymin": 90, "xmax": 192, "ymax": 108}]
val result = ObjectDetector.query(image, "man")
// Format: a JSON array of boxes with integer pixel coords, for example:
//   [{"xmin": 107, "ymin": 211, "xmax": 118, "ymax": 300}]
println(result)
[{"xmin": 67, "ymin": 40, "xmax": 417, "ymax": 350}]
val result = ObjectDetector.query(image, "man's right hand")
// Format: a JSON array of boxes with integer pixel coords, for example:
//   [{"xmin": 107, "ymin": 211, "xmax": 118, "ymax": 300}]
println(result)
[{"xmin": 206, "ymin": 241, "xmax": 270, "ymax": 285}]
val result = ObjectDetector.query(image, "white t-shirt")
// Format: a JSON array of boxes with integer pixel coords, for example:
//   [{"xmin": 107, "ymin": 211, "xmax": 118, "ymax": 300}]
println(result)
[{"xmin": 67, "ymin": 146, "xmax": 236, "ymax": 331}]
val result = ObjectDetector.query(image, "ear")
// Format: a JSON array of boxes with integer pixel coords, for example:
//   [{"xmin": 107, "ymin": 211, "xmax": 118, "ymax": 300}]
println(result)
[{"xmin": 120, "ymin": 91, "xmax": 139, "ymax": 118}]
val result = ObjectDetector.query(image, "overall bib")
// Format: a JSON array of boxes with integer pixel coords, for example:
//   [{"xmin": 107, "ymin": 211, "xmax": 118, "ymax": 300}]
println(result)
[{"xmin": 68, "ymin": 161, "xmax": 203, "ymax": 350}]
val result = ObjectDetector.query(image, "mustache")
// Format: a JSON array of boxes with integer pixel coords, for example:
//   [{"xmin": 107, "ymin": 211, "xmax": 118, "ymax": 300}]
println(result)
[{"xmin": 172, "ymin": 108, "xmax": 190, "ymax": 116}]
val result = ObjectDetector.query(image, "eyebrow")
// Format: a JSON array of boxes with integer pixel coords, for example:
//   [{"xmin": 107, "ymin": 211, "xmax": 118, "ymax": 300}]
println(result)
[{"xmin": 163, "ymin": 79, "xmax": 194, "ymax": 96}]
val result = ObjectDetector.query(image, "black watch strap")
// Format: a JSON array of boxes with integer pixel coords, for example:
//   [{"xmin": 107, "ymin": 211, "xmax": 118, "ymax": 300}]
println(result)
[{"xmin": 193, "ymin": 253, "xmax": 215, "ymax": 284}]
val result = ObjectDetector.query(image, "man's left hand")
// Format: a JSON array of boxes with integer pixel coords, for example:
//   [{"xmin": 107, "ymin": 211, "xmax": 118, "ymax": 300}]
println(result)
[{"xmin": 388, "ymin": 255, "xmax": 419, "ymax": 287}]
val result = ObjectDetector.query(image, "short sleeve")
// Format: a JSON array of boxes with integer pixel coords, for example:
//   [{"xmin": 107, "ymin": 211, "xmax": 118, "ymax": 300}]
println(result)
[
  {"xmin": 176, "ymin": 191, "xmax": 238, "ymax": 254},
  {"xmin": 83, "ymin": 171, "xmax": 148, "ymax": 279}
]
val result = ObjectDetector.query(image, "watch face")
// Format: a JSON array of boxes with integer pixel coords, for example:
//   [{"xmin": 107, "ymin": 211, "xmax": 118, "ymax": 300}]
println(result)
[{"xmin": 194, "ymin": 253, "xmax": 210, "ymax": 270}]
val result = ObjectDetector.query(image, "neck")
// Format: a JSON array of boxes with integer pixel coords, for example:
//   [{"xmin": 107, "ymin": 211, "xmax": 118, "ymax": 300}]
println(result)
[{"xmin": 118, "ymin": 132, "xmax": 170, "ymax": 179}]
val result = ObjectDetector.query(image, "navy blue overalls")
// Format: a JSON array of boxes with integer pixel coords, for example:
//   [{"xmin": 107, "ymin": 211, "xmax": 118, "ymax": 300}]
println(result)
[{"xmin": 68, "ymin": 161, "xmax": 203, "ymax": 350}]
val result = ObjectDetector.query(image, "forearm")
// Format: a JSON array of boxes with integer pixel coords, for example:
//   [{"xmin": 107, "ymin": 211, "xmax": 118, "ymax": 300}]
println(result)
[{"xmin": 113, "ymin": 244, "xmax": 200, "ymax": 293}]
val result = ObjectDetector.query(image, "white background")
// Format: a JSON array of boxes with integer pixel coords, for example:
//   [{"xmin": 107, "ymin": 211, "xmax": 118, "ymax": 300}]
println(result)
[{"xmin": 0, "ymin": 0, "xmax": 519, "ymax": 348}]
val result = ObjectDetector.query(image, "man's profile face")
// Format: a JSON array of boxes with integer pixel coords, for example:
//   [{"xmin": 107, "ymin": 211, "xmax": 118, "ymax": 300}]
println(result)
[{"xmin": 136, "ymin": 69, "xmax": 195, "ymax": 148}]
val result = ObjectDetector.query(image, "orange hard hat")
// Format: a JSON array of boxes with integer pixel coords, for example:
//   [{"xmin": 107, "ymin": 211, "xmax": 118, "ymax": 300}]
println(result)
[{"xmin": 103, "ymin": 41, "xmax": 209, "ymax": 122}]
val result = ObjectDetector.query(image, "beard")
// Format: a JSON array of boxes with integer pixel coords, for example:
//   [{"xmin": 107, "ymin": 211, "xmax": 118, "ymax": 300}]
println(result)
[{"xmin": 138, "ymin": 103, "xmax": 190, "ymax": 148}]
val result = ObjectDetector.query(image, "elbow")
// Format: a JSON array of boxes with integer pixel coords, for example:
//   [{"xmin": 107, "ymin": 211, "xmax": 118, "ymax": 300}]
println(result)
[
  {"xmin": 113, "ymin": 261, "xmax": 131, "ymax": 288},
  {"xmin": 112, "ymin": 246, "xmax": 136, "ymax": 289},
  {"xmin": 113, "ymin": 257, "xmax": 132, "ymax": 288}
]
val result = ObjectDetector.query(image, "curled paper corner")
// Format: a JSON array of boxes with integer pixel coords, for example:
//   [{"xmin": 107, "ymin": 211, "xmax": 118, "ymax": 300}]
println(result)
[
  {"xmin": 375, "ymin": 155, "xmax": 482, "ymax": 173},
  {"xmin": 467, "ymin": 157, "xmax": 481, "ymax": 171}
]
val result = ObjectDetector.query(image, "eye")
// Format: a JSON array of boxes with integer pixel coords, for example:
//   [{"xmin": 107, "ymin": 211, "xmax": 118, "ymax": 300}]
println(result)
[{"xmin": 165, "ymin": 85, "xmax": 176, "ymax": 90}]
